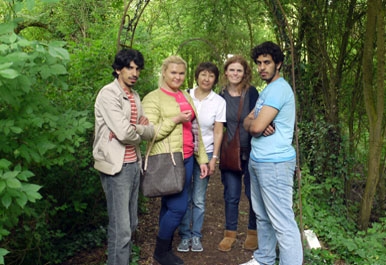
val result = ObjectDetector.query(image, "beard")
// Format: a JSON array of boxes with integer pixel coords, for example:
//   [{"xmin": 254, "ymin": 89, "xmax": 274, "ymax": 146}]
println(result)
[
  {"xmin": 123, "ymin": 78, "xmax": 136, "ymax": 88},
  {"xmin": 261, "ymin": 67, "xmax": 279, "ymax": 84}
]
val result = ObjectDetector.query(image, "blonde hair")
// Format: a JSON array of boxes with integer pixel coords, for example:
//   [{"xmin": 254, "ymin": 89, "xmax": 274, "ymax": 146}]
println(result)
[
  {"xmin": 222, "ymin": 55, "xmax": 252, "ymax": 93},
  {"xmin": 158, "ymin": 55, "xmax": 187, "ymax": 87}
]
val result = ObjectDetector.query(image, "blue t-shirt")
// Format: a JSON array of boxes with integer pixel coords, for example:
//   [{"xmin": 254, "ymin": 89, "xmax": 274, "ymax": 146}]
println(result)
[{"xmin": 250, "ymin": 77, "xmax": 296, "ymax": 162}]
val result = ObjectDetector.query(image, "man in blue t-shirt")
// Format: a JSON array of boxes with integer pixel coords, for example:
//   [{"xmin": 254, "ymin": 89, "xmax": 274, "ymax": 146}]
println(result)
[{"xmin": 240, "ymin": 42, "xmax": 303, "ymax": 265}]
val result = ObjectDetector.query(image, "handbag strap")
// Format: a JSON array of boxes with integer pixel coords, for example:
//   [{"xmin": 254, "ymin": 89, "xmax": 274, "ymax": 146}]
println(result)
[
  {"xmin": 143, "ymin": 122, "xmax": 177, "ymax": 170},
  {"xmin": 236, "ymin": 91, "xmax": 246, "ymax": 124},
  {"xmin": 144, "ymin": 122, "xmax": 162, "ymax": 170},
  {"xmin": 162, "ymin": 137, "xmax": 177, "ymax": 166},
  {"xmin": 233, "ymin": 91, "xmax": 246, "ymax": 136}
]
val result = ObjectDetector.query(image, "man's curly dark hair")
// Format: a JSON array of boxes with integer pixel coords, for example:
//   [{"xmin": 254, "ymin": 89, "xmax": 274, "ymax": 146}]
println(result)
[{"xmin": 251, "ymin": 41, "xmax": 284, "ymax": 70}]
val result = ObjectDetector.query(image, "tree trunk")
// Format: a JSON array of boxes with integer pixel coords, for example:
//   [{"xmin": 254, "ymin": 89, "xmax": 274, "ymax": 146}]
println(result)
[
  {"xmin": 378, "ymin": 159, "xmax": 386, "ymax": 210},
  {"xmin": 359, "ymin": 0, "xmax": 385, "ymax": 230}
]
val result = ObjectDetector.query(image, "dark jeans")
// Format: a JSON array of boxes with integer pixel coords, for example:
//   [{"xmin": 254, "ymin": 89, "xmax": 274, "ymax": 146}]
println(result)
[
  {"xmin": 221, "ymin": 157, "xmax": 256, "ymax": 231},
  {"xmin": 158, "ymin": 155, "xmax": 194, "ymax": 240}
]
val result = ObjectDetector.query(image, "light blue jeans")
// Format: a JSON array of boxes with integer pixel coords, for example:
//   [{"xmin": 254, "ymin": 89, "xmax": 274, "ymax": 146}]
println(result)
[
  {"xmin": 249, "ymin": 158, "xmax": 303, "ymax": 265},
  {"xmin": 179, "ymin": 152, "xmax": 212, "ymax": 239},
  {"xmin": 100, "ymin": 162, "xmax": 140, "ymax": 265}
]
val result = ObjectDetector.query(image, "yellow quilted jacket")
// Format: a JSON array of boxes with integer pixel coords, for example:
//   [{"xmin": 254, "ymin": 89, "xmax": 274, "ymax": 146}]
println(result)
[{"xmin": 142, "ymin": 88, "xmax": 208, "ymax": 165}]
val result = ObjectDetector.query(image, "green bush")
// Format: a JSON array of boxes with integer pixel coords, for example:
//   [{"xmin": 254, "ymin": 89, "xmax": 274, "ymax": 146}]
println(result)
[
  {"xmin": 0, "ymin": 22, "xmax": 94, "ymax": 263},
  {"xmin": 300, "ymin": 168, "xmax": 386, "ymax": 264}
]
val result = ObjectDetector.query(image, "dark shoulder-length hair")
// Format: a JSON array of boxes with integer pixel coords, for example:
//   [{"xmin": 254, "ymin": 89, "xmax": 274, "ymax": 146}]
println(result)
[
  {"xmin": 221, "ymin": 55, "xmax": 252, "ymax": 93},
  {"xmin": 194, "ymin": 62, "xmax": 220, "ymax": 86}
]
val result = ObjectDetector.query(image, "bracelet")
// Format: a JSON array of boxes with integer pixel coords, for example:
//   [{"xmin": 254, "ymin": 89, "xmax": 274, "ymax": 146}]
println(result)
[{"xmin": 212, "ymin": 155, "xmax": 219, "ymax": 159}]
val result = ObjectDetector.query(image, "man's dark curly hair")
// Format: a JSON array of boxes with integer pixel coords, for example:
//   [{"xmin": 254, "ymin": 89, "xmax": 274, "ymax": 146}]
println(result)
[
  {"xmin": 251, "ymin": 41, "xmax": 284, "ymax": 70},
  {"xmin": 112, "ymin": 49, "xmax": 144, "ymax": 78}
]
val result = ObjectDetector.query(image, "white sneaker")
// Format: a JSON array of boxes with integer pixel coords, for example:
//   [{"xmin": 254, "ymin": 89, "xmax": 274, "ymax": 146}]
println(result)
[{"xmin": 239, "ymin": 257, "xmax": 260, "ymax": 265}]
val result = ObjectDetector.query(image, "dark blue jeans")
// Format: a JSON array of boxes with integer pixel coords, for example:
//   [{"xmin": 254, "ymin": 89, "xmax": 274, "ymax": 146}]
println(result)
[
  {"xmin": 158, "ymin": 155, "xmax": 194, "ymax": 240},
  {"xmin": 221, "ymin": 158, "xmax": 256, "ymax": 231}
]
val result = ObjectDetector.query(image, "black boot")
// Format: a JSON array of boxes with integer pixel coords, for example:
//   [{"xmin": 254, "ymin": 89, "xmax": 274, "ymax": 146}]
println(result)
[
  {"xmin": 154, "ymin": 236, "xmax": 184, "ymax": 265},
  {"xmin": 168, "ymin": 236, "xmax": 184, "ymax": 264}
]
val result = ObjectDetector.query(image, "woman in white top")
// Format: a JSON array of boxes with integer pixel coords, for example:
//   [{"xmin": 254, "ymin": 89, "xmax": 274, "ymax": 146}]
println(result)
[{"xmin": 177, "ymin": 62, "xmax": 226, "ymax": 252}]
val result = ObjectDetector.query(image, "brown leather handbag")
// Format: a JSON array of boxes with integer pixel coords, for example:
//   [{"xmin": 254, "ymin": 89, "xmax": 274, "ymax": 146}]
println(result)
[{"xmin": 219, "ymin": 92, "xmax": 245, "ymax": 173}]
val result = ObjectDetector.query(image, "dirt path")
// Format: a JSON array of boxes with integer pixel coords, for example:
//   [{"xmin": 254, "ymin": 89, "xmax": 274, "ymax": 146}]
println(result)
[
  {"xmin": 136, "ymin": 166, "xmax": 254, "ymax": 265},
  {"xmin": 62, "ymin": 165, "xmax": 255, "ymax": 265}
]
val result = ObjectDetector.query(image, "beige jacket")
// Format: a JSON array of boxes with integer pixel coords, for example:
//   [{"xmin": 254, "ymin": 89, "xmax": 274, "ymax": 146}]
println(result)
[{"xmin": 93, "ymin": 79, "xmax": 154, "ymax": 175}]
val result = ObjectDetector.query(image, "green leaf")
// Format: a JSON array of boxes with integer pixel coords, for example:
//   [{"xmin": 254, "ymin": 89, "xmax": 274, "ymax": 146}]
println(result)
[
  {"xmin": 23, "ymin": 183, "xmax": 43, "ymax": 202},
  {"xmin": 0, "ymin": 229, "xmax": 10, "ymax": 237},
  {"xmin": 16, "ymin": 193, "xmax": 28, "ymax": 208},
  {"xmin": 8, "ymin": 33, "xmax": 17, "ymax": 44},
  {"xmin": 1, "ymin": 194, "xmax": 12, "ymax": 208},
  {"xmin": 0, "ymin": 23, "xmax": 15, "ymax": 35},
  {"xmin": 17, "ymin": 170, "xmax": 34, "ymax": 181},
  {"xmin": 1, "ymin": 171, "xmax": 19, "ymax": 180},
  {"xmin": 0, "ymin": 63, "xmax": 13, "ymax": 70},
  {"xmin": 22, "ymin": 183, "xmax": 42, "ymax": 193},
  {"xmin": 6, "ymin": 178, "xmax": 21, "ymax": 189},
  {"xmin": 10, "ymin": 126, "xmax": 23, "ymax": 134},
  {"xmin": 17, "ymin": 76, "xmax": 33, "ymax": 93},
  {"xmin": 5, "ymin": 52, "xmax": 29, "ymax": 64},
  {"xmin": 0, "ymin": 247, "xmax": 9, "ymax": 265},
  {"xmin": 38, "ymin": 141, "xmax": 56, "ymax": 155},
  {"xmin": 0, "ymin": 69, "xmax": 19, "ymax": 79},
  {"xmin": 48, "ymin": 45, "xmax": 70, "ymax": 61},
  {"xmin": 0, "ymin": 181, "xmax": 5, "ymax": 193},
  {"xmin": 27, "ymin": 192, "xmax": 42, "ymax": 202},
  {"xmin": 0, "ymin": 159, "xmax": 11, "ymax": 170},
  {"xmin": 0, "ymin": 158, "xmax": 12, "ymax": 169},
  {"xmin": 0, "ymin": 44, "xmax": 8, "ymax": 53},
  {"xmin": 26, "ymin": 0, "xmax": 35, "ymax": 10},
  {"xmin": 50, "ymin": 64, "xmax": 68, "ymax": 75},
  {"xmin": 39, "ymin": 65, "xmax": 51, "ymax": 79}
]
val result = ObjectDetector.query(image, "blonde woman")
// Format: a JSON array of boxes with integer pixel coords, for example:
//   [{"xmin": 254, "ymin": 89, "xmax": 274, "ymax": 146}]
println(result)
[{"xmin": 142, "ymin": 56, "xmax": 208, "ymax": 265}]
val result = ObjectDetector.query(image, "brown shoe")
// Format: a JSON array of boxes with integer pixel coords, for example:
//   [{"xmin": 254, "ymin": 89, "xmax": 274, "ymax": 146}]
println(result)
[
  {"xmin": 243, "ymin": 229, "xmax": 258, "ymax": 250},
  {"xmin": 218, "ymin": 230, "xmax": 237, "ymax": 252}
]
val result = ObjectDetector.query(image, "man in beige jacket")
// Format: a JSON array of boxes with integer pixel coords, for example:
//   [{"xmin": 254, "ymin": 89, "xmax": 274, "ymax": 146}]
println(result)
[{"xmin": 93, "ymin": 49, "xmax": 153, "ymax": 265}]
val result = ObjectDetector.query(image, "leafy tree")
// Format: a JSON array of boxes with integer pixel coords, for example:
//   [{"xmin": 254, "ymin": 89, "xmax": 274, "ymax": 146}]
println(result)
[
  {"xmin": 0, "ymin": 1, "xmax": 93, "ymax": 262},
  {"xmin": 268, "ymin": 0, "xmax": 382, "ymax": 222}
]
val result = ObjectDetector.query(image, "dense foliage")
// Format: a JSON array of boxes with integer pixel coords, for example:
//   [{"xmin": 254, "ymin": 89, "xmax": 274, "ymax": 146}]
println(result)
[{"xmin": 0, "ymin": 0, "xmax": 384, "ymax": 264}]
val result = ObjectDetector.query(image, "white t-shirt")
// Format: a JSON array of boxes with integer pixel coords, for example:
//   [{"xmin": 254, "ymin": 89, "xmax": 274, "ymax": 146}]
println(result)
[{"xmin": 189, "ymin": 87, "xmax": 226, "ymax": 152}]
